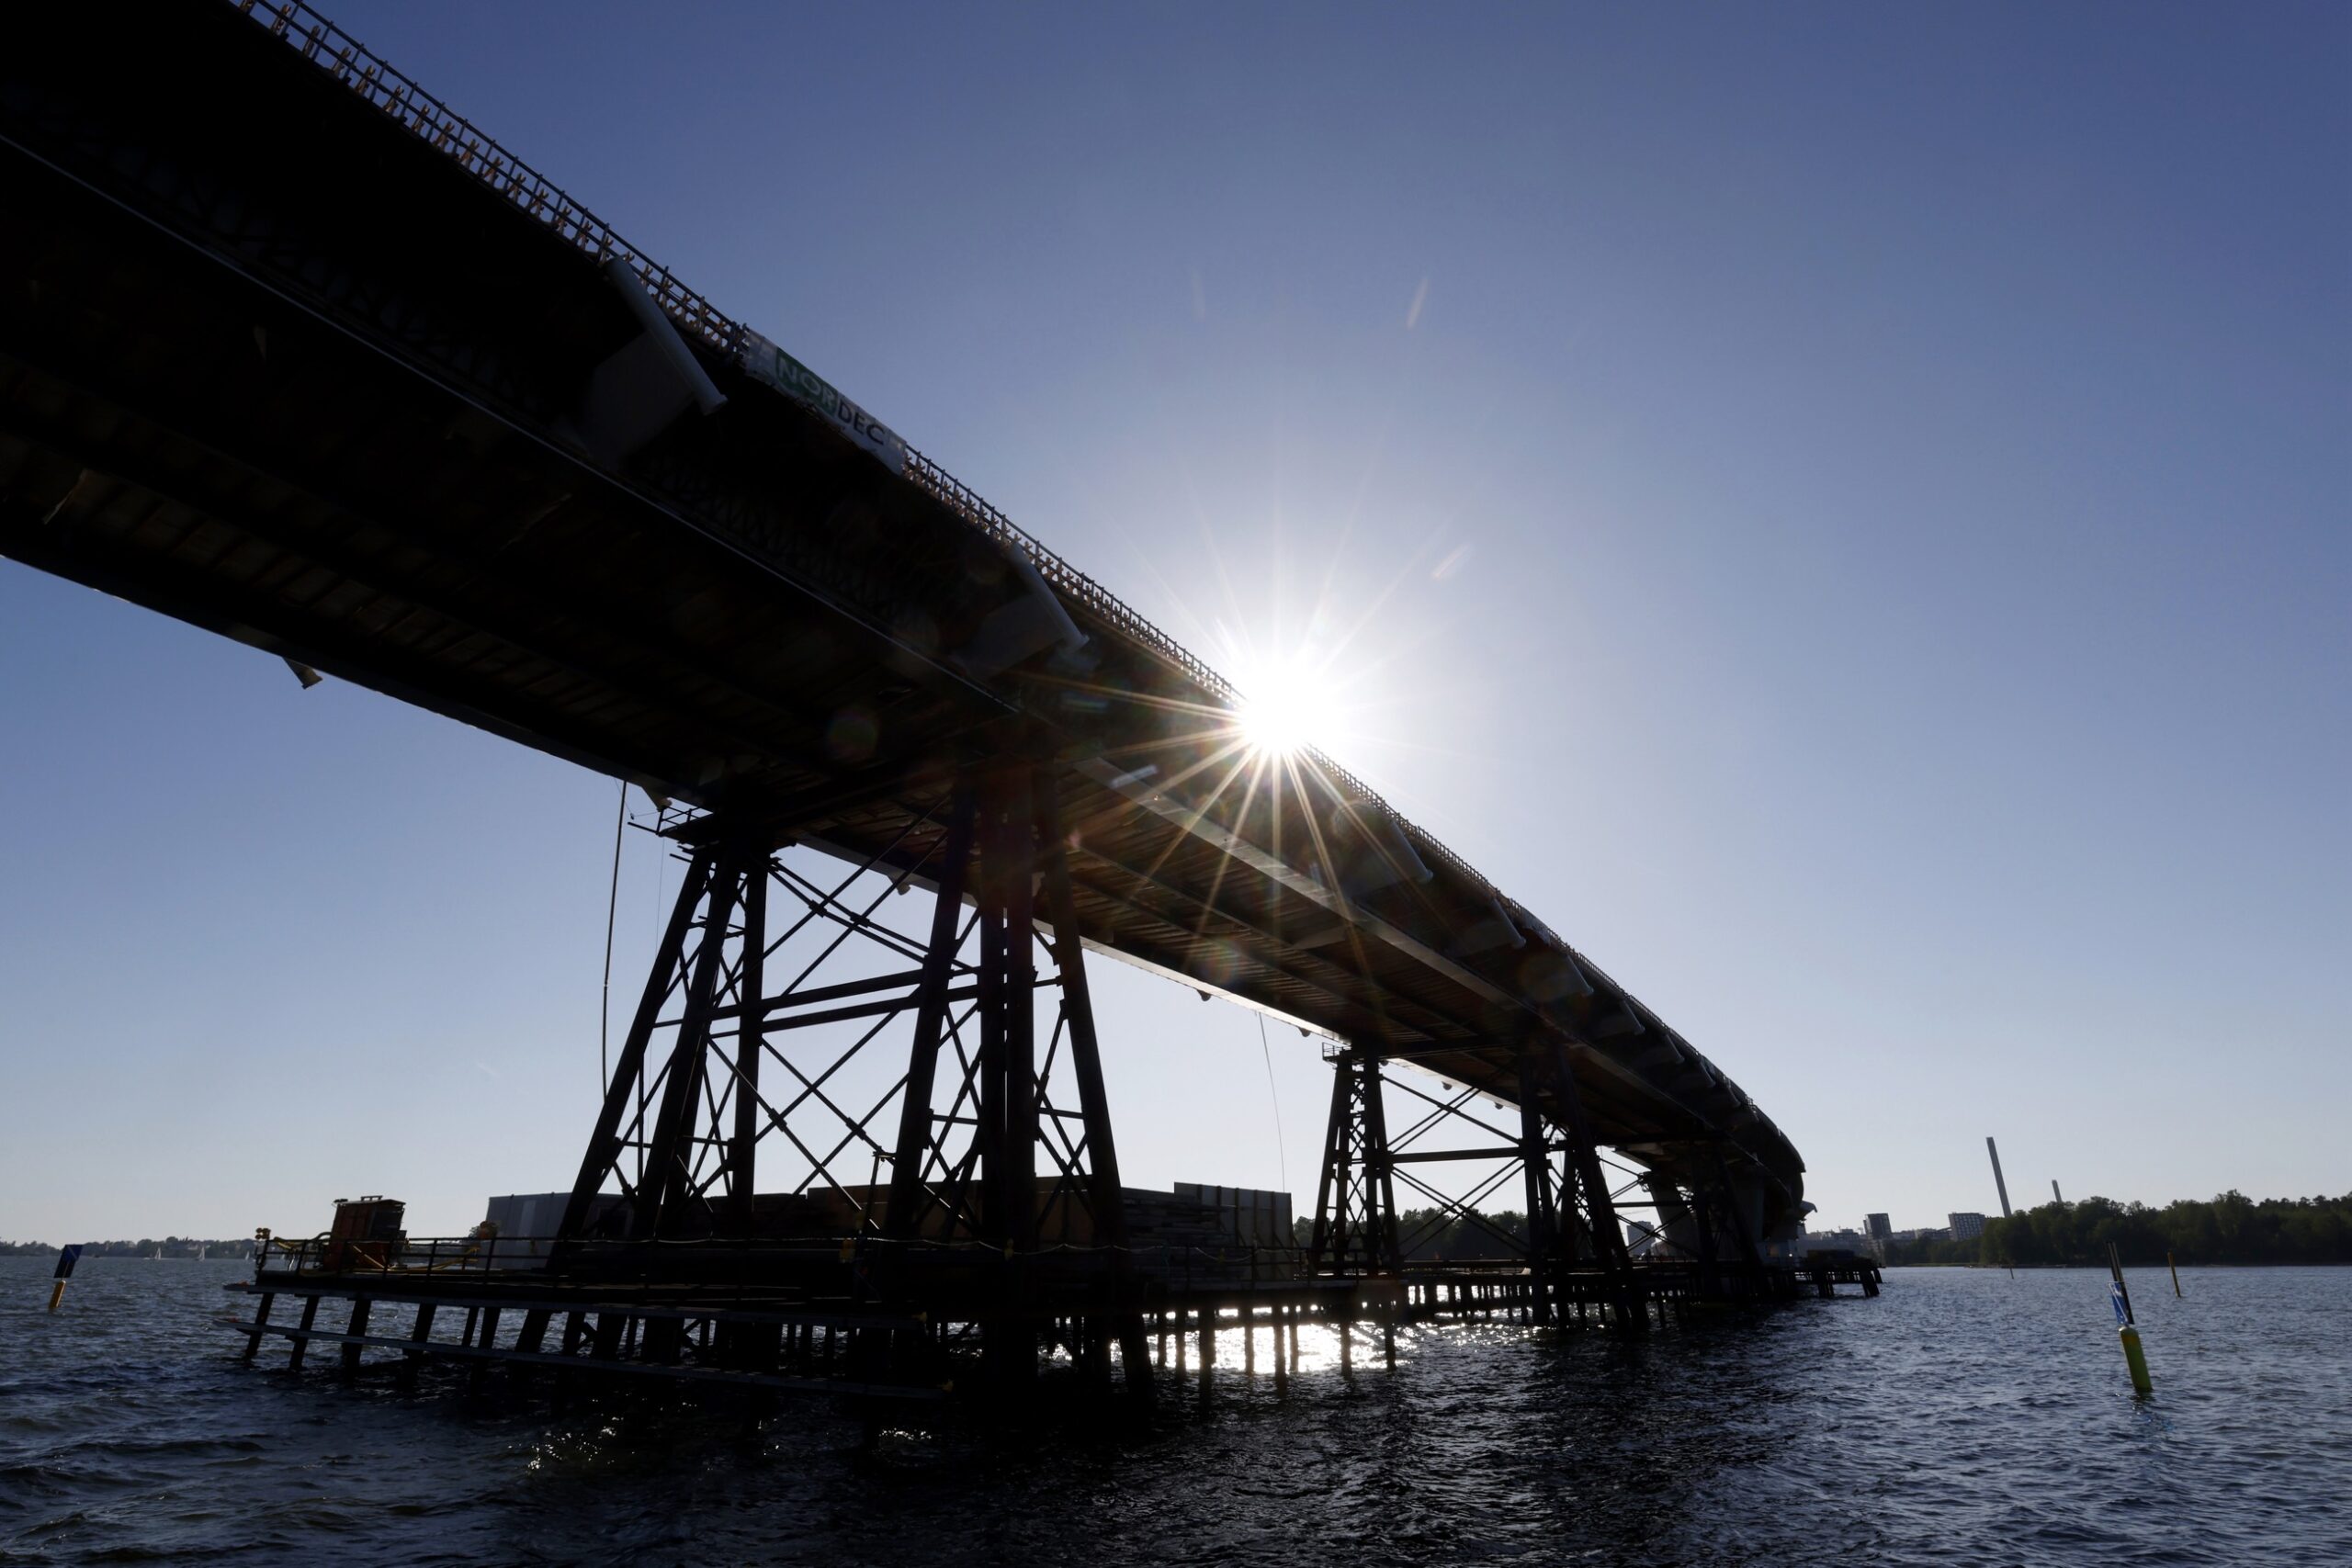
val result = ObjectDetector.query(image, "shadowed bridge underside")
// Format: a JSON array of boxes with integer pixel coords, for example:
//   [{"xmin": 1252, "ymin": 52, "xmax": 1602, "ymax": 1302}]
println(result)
[{"xmin": 2, "ymin": 2, "xmax": 1830, "ymax": 1404}]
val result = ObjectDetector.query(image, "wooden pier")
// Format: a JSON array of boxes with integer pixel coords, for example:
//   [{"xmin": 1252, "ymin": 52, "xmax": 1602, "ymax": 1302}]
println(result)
[{"xmin": 220, "ymin": 1234, "xmax": 1883, "ymax": 1407}]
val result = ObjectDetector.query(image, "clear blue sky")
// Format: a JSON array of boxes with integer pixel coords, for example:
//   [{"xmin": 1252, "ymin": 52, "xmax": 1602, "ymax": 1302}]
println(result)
[{"xmin": 4, "ymin": 2, "xmax": 2345, "ymax": 1244}]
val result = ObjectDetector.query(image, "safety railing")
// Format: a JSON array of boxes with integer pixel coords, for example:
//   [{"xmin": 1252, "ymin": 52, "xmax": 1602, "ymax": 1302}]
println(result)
[
  {"xmin": 1142, "ymin": 1243, "xmax": 1313, "ymax": 1291},
  {"xmin": 232, "ymin": 2, "xmax": 734, "ymax": 356},
  {"xmin": 255, "ymin": 1230, "xmax": 1322, "ymax": 1288},
  {"xmin": 257, "ymin": 1231, "xmax": 542, "ymax": 1277}
]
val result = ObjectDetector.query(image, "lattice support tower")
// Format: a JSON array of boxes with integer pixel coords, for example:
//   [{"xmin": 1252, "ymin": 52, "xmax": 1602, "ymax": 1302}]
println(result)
[
  {"xmin": 554, "ymin": 768, "xmax": 1153, "ymax": 1397},
  {"xmin": 1306, "ymin": 1048, "xmax": 1404, "ymax": 1277},
  {"xmin": 1307, "ymin": 1041, "xmax": 1651, "ymax": 1329}
]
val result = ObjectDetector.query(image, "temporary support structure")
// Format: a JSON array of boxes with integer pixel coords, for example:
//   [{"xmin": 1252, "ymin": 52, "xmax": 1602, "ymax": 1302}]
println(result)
[
  {"xmin": 1306, "ymin": 1041, "xmax": 1648, "ymax": 1329},
  {"xmin": 1306, "ymin": 1048, "xmax": 1403, "ymax": 1277},
  {"xmin": 555, "ymin": 769, "xmax": 1152, "ymax": 1398}
]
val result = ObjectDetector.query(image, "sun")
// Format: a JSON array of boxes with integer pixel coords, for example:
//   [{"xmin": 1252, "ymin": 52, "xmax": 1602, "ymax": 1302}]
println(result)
[{"xmin": 1236, "ymin": 660, "xmax": 1328, "ymax": 759}]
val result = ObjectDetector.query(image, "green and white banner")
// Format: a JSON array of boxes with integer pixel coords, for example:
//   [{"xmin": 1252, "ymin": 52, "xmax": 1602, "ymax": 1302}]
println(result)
[{"xmin": 736, "ymin": 329, "xmax": 908, "ymax": 473}]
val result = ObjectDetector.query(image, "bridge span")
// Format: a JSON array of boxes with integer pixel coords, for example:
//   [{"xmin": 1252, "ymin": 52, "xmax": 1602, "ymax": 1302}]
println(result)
[{"xmin": 3, "ymin": 2, "xmax": 1842, "ymax": 1404}]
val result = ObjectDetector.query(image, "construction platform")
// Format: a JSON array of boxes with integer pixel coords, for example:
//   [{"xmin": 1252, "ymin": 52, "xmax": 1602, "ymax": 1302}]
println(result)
[{"xmin": 220, "ymin": 1232, "xmax": 1883, "ymax": 1408}]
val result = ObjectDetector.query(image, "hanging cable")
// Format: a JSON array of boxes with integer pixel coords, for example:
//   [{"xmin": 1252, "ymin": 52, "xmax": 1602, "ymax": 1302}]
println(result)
[
  {"xmin": 599, "ymin": 779, "xmax": 627, "ymax": 1095},
  {"xmin": 1258, "ymin": 1012, "xmax": 1288, "ymax": 1197}
]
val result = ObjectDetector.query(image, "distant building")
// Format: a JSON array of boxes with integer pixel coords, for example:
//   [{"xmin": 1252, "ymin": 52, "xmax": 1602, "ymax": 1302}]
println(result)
[
  {"xmin": 1948, "ymin": 1212, "xmax": 1987, "ymax": 1241},
  {"xmin": 1864, "ymin": 1213, "xmax": 1892, "ymax": 1242}
]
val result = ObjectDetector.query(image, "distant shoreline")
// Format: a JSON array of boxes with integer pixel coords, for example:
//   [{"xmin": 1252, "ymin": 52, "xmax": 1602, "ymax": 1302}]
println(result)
[
  {"xmin": 1883, "ymin": 1259, "xmax": 2352, "ymax": 1269},
  {"xmin": 0, "ymin": 1241, "xmax": 256, "ymax": 1258}
]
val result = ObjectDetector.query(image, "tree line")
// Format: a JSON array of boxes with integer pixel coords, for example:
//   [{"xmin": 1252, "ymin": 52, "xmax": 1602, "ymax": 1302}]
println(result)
[
  {"xmin": 1883, "ymin": 1192, "xmax": 2352, "ymax": 1268},
  {"xmin": 0, "ymin": 1237, "xmax": 257, "ymax": 1258}
]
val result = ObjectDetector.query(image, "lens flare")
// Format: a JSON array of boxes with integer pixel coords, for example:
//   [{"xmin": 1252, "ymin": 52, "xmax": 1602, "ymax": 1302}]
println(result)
[{"xmin": 1237, "ymin": 660, "xmax": 1327, "ymax": 758}]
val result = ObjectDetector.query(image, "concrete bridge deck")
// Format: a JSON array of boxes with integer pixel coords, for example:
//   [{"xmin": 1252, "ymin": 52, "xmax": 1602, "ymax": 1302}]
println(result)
[
  {"xmin": 0, "ymin": 0, "xmax": 1802, "ymax": 1220},
  {"xmin": 5, "ymin": 6, "xmax": 1830, "ymax": 1392}
]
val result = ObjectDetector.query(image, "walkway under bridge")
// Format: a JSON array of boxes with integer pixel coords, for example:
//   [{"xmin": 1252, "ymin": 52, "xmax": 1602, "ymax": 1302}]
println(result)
[{"xmin": 2, "ymin": 1, "xmax": 1840, "ymax": 1408}]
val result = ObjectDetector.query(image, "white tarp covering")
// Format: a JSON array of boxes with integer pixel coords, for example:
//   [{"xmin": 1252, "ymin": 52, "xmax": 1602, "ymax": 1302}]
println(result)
[{"xmin": 736, "ymin": 329, "xmax": 908, "ymax": 473}]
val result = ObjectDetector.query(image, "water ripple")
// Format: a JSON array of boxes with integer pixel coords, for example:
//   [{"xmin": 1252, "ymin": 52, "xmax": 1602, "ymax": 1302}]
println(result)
[{"xmin": 2, "ymin": 1261, "xmax": 2348, "ymax": 1564}]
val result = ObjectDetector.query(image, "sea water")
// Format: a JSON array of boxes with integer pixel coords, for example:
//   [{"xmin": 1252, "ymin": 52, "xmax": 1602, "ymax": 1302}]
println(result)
[{"xmin": 1, "ymin": 1258, "xmax": 2346, "ymax": 1565}]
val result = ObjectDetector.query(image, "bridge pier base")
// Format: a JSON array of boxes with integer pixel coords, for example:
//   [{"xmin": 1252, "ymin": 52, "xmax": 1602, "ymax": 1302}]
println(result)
[{"xmin": 549, "ymin": 771, "xmax": 1155, "ymax": 1406}]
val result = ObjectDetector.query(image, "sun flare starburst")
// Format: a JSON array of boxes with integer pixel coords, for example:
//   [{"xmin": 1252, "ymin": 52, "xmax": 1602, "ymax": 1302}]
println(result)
[{"xmin": 1236, "ymin": 661, "xmax": 1328, "ymax": 759}]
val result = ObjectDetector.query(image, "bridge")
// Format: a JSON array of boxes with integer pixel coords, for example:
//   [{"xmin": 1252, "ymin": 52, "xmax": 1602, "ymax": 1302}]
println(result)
[{"xmin": 2, "ymin": 2, "xmax": 1845, "ymax": 1405}]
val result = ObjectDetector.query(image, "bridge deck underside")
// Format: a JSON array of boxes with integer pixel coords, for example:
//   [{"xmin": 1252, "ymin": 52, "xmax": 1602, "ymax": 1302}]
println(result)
[{"xmin": 0, "ymin": 3, "xmax": 1803, "ymax": 1224}]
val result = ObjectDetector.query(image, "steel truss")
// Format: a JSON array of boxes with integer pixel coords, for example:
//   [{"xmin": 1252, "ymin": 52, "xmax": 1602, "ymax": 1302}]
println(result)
[
  {"xmin": 556, "ymin": 768, "xmax": 1151, "ymax": 1394},
  {"xmin": 1306, "ymin": 1042, "xmax": 1649, "ymax": 1328},
  {"xmin": 1306, "ymin": 1048, "xmax": 1401, "ymax": 1276}
]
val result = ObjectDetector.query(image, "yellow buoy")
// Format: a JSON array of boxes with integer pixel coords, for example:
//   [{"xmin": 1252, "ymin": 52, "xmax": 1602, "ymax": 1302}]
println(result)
[
  {"xmin": 2109, "ymin": 1246, "xmax": 2154, "ymax": 1397},
  {"xmin": 2119, "ymin": 1321, "xmax": 2154, "ymax": 1396}
]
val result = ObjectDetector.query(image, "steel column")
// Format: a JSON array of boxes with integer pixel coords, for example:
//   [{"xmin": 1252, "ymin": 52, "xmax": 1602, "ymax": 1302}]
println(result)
[
  {"xmin": 997, "ymin": 772, "xmax": 1039, "ymax": 1255},
  {"xmin": 559, "ymin": 847, "xmax": 716, "ymax": 1239},
  {"xmin": 637, "ymin": 837, "xmax": 749, "ymax": 1237},
  {"xmin": 883, "ymin": 790, "xmax": 978, "ymax": 1239},
  {"xmin": 1548, "ymin": 1040, "xmax": 1645, "ymax": 1329},
  {"xmin": 1034, "ymin": 769, "xmax": 1154, "ymax": 1398},
  {"xmin": 724, "ymin": 862, "xmax": 768, "ymax": 1235},
  {"xmin": 1516, "ymin": 1050, "xmax": 1559, "ymax": 1325}
]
